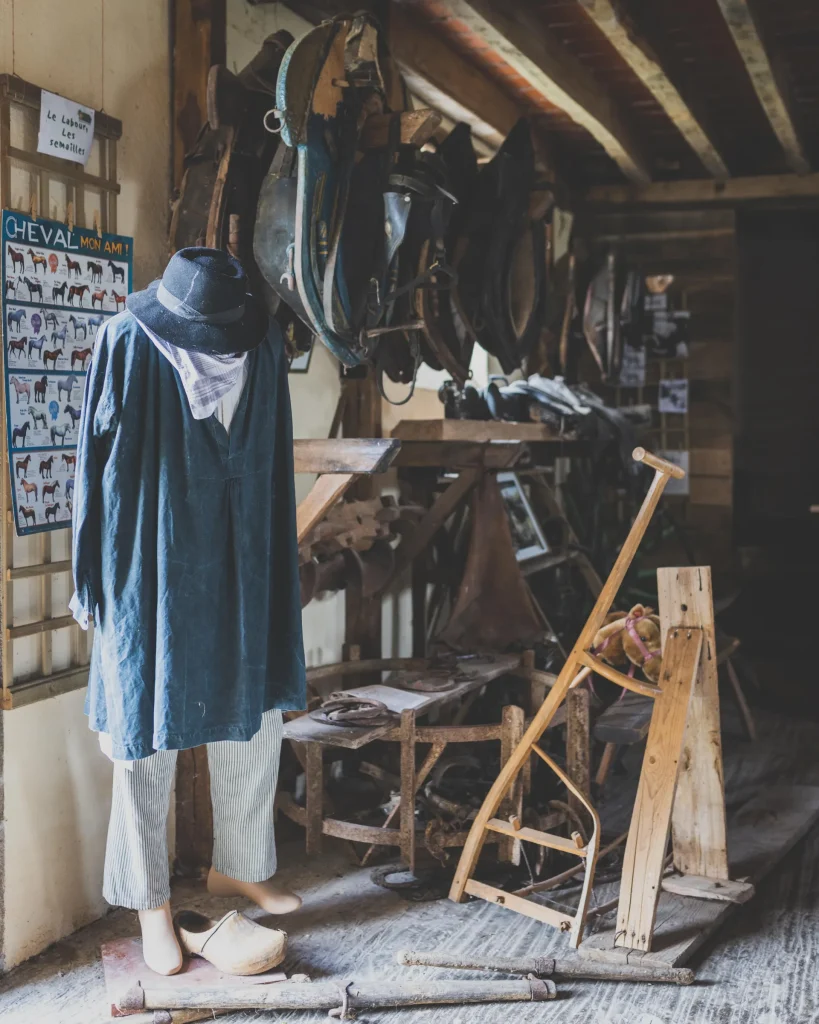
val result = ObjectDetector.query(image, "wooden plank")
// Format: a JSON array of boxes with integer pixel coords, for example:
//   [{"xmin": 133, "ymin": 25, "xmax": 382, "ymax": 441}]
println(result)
[
  {"xmin": 566, "ymin": 687, "xmax": 591, "ymax": 826},
  {"xmin": 296, "ymin": 473, "xmax": 356, "ymax": 544},
  {"xmin": 305, "ymin": 742, "xmax": 324, "ymax": 856},
  {"xmin": 499, "ymin": 705, "xmax": 525, "ymax": 863},
  {"xmin": 393, "ymin": 441, "xmax": 524, "ymax": 470},
  {"xmin": 463, "ymin": 879, "xmax": 575, "ymax": 931},
  {"xmin": 581, "ymin": 784, "xmax": 819, "ymax": 967},
  {"xmin": 389, "ymin": 5, "xmax": 519, "ymax": 150},
  {"xmin": 442, "ymin": 0, "xmax": 650, "ymax": 183},
  {"xmin": 577, "ymin": 0, "xmax": 728, "ymax": 177},
  {"xmin": 715, "ymin": 0, "xmax": 810, "ymax": 174},
  {"xmin": 658, "ymin": 567, "xmax": 729, "ymax": 880},
  {"xmin": 7, "ymin": 559, "xmax": 72, "ymax": 581},
  {"xmin": 8, "ymin": 614, "xmax": 76, "ymax": 641},
  {"xmin": 399, "ymin": 710, "xmax": 417, "ymax": 871},
  {"xmin": 661, "ymin": 873, "xmax": 754, "ymax": 904},
  {"xmin": 360, "ymin": 110, "xmax": 441, "ymax": 149},
  {"xmin": 174, "ymin": 746, "xmax": 213, "ymax": 876},
  {"xmin": 586, "ymin": 172, "xmax": 819, "ymax": 207},
  {"xmin": 593, "ymin": 692, "xmax": 653, "ymax": 745},
  {"xmin": 391, "ymin": 420, "xmax": 563, "ymax": 442},
  {"xmin": 485, "ymin": 819, "xmax": 588, "ymax": 856},
  {"xmin": 615, "ymin": 627, "xmax": 703, "ymax": 952},
  {"xmin": 294, "ymin": 438, "xmax": 400, "ymax": 475}
]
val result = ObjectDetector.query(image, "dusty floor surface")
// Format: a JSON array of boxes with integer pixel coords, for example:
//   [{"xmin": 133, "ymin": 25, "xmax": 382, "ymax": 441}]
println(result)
[{"xmin": 2, "ymin": 707, "xmax": 819, "ymax": 1024}]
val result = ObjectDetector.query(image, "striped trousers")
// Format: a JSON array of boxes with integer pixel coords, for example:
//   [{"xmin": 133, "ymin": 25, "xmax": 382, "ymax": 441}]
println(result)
[{"xmin": 104, "ymin": 710, "xmax": 284, "ymax": 910}]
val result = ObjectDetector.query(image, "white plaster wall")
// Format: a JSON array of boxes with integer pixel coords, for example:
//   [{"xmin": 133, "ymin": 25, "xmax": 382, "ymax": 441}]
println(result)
[{"xmin": 1, "ymin": 0, "xmax": 170, "ymax": 968}]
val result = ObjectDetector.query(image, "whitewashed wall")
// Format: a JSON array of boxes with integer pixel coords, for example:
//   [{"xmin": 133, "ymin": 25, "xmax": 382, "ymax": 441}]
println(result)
[{"xmin": 0, "ymin": 0, "xmax": 170, "ymax": 969}]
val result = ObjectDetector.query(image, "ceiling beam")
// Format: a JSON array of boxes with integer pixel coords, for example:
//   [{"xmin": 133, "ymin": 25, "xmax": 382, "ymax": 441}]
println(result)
[
  {"xmin": 389, "ymin": 5, "xmax": 520, "ymax": 152},
  {"xmin": 584, "ymin": 172, "xmax": 819, "ymax": 207},
  {"xmin": 576, "ymin": 0, "xmax": 728, "ymax": 179},
  {"xmin": 714, "ymin": 0, "xmax": 810, "ymax": 175},
  {"xmin": 439, "ymin": 0, "xmax": 651, "ymax": 183}
]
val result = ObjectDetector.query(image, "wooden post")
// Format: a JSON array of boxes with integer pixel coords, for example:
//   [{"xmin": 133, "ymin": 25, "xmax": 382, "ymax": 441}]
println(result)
[
  {"xmin": 566, "ymin": 687, "xmax": 591, "ymax": 828},
  {"xmin": 399, "ymin": 710, "xmax": 417, "ymax": 872},
  {"xmin": 305, "ymin": 741, "xmax": 324, "ymax": 856},
  {"xmin": 614, "ymin": 627, "xmax": 703, "ymax": 951},
  {"xmin": 499, "ymin": 705, "xmax": 526, "ymax": 864},
  {"xmin": 657, "ymin": 566, "xmax": 729, "ymax": 880},
  {"xmin": 172, "ymin": 0, "xmax": 227, "ymax": 189}
]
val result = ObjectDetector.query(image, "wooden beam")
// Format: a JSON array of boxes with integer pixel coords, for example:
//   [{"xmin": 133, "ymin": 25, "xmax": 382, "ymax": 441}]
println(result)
[
  {"xmin": 440, "ymin": 0, "xmax": 651, "ymax": 183},
  {"xmin": 293, "ymin": 438, "xmax": 400, "ymax": 475},
  {"xmin": 585, "ymin": 171, "xmax": 819, "ymax": 206},
  {"xmin": 715, "ymin": 0, "xmax": 810, "ymax": 175},
  {"xmin": 389, "ymin": 5, "xmax": 520, "ymax": 151},
  {"xmin": 172, "ymin": 0, "xmax": 226, "ymax": 188},
  {"xmin": 576, "ymin": 0, "xmax": 728, "ymax": 178}
]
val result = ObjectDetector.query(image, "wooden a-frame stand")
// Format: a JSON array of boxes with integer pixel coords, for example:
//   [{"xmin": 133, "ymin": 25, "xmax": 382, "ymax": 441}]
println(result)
[{"xmin": 449, "ymin": 447, "xmax": 749, "ymax": 951}]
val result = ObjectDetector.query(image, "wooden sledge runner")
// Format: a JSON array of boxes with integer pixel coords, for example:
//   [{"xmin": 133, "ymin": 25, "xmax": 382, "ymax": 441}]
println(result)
[{"xmin": 449, "ymin": 447, "xmax": 701, "ymax": 948}]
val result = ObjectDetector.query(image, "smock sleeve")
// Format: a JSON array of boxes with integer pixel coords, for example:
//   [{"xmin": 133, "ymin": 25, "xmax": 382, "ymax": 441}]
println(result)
[{"xmin": 70, "ymin": 322, "xmax": 122, "ymax": 629}]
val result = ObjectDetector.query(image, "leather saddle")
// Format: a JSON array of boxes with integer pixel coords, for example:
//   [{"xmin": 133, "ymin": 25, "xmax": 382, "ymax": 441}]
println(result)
[
  {"xmin": 254, "ymin": 14, "xmax": 459, "ymax": 379},
  {"xmin": 454, "ymin": 118, "xmax": 549, "ymax": 376}
]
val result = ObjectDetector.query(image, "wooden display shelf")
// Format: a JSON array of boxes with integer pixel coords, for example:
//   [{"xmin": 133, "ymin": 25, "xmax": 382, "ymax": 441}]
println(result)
[{"xmin": 391, "ymin": 419, "xmax": 569, "ymax": 443}]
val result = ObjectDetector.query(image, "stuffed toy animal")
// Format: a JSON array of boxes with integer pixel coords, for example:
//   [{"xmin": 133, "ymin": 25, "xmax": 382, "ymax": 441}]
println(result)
[{"xmin": 592, "ymin": 604, "xmax": 663, "ymax": 683}]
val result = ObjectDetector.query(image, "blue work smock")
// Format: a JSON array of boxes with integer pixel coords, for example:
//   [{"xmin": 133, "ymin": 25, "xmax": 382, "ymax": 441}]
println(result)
[{"xmin": 71, "ymin": 311, "xmax": 305, "ymax": 760}]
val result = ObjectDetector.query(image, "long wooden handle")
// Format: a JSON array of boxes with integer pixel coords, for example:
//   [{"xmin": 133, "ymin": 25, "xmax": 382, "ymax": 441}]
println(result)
[{"xmin": 633, "ymin": 447, "xmax": 686, "ymax": 479}]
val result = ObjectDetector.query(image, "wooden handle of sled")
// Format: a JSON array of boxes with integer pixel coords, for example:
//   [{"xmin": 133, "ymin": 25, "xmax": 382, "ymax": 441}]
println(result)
[{"xmin": 632, "ymin": 447, "xmax": 686, "ymax": 480}]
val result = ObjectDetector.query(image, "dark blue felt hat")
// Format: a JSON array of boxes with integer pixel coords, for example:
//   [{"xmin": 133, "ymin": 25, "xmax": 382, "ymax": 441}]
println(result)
[{"xmin": 126, "ymin": 247, "xmax": 268, "ymax": 354}]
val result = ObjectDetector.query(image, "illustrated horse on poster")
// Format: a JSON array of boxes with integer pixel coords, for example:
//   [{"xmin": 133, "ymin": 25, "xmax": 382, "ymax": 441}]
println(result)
[
  {"xmin": 42, "ymin": 481, "xmax": 60, "ymax": 501},
  {"xmin": 68, "ymin": 284, "xmax": 89, "ymax": 306},
  {"xmin": 71, "ymin": 347, "xmax": 92, "ymax": 369},
  {"xmin": 8, "ymin": 336, "xmax": 27, "ymax": 359},
  {"xmin": 34, "ymin": 376, "xmax": 48, "ymax": 403},
  {"xmin": 28, "ymin": 335, "xmax": 45, "ymax": 359},
  {"xmin": 65, "ymin": 255, "xmax": 82, "ymax": 278},
  {"xmin": 23, "ymin": 276, "xmax": 43, "ymax": 302},
  {"xmin": 87, "ymin": 260, "xmax": 103, "ymax": 283},
  {"xmin": 43, "ymin": 347, "xmax": 62, "ymax": 370},
  {"xmin": 52, "ymin": 281, "xmax": 67, "ymax": 303},
  {"xmin": 62, "ymin": 452, "xmax": 76, "ymax": 469},
  {"xmin": 112, "ymin": 290, "xmax": 127, "ymax": 311},
  {"xmin": 27, "ymin": 249, "xmax": 47, "ymax": 273},
  {"xmin": 19, "ymin": 505, "xmax": 36, "ymax": 527},
  {"xmin": 91, "ymin": 289, "xmax": 108, "ymax": 309},
  {"xmin": 13, "ymin": 422, "xmax": 31, "ymax": 446},
  {"xmin": 7, "ymin": 308, "xmax": 26, "ymax": 332},
  {"xmin": 45, "ymin": 502, "xmax": 60, "ymax": 523},
  {"xmin": 5, "ymin": 278, "xmax": 17, "ymax": 298},
  {"xmin": 39, "ymin": 455, "xmax": 55, "ymax": 479},
  {"xmin": 69, "ymin": 315, "xmax": 87, "ymax": 339},
  {"xmin": 57, "ymin": 375, "xmax": 78, "ymax": 401},
  {"xmin": 108, "ymin": 260, "xmax": 125, "ymax": 283},
  {"xmin": 15, "ymin": 454, "xmax": 31, "ymax": 479},
  {"xmin": 27, "ymin": 406, "xmax": 47, "ymax": 429},
  {"xmin": 41, "ymin": 309, "xmax": 59, "ymax": 330},
  {"xmin": 9, "ymin": 376, "xmax": 31, "ymax": 404},
  {"xmin": 20, "ymin": 477, "xmax": 37, "ymax": 501},
  {"xmin": 87, "ymin": 313, "xmax": 105, "ymax": 330},
  {"xmin": 51, "ymin": 325, "xmax": 68, "ymax": 346},
  {"xmin": 63, "ymin": 404, "xmax": 82, "ymax": 428},
  {"xmin": 50, "ymin": 423, "xmax": 71, "ymax": 445},
  {"xmin": 7, "ymin": 246, "xmax": 25, "ymax": 272},
  {"xmin": 65, "ymin": 476, "xmax": 75, "ymax": 500}
]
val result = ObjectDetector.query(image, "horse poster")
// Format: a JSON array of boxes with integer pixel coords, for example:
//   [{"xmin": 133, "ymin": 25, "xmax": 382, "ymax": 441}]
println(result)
[{"xmin": 2, "ymin": 210, "xmax": 133, "ymax": 535}]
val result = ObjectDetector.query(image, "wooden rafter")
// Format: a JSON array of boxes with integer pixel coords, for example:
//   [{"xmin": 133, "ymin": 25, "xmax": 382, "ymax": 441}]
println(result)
[
  {"xmin": 584, "ymin": 171, "xmax": 819, "ymax": 206},
  {"xmin": 715, "ymin": 0, "xmax": 810, "ymax": 175},
  {"xmin": 389, "ymin": 5, "xmax": 520, "ymax": 151},
  {"xmin": 439, "ymin": 0, "xmax": 651, "ymax": 183},
  {"xmin": 576, "ymin": 0, "xmax": 728, "ymax": 179}
]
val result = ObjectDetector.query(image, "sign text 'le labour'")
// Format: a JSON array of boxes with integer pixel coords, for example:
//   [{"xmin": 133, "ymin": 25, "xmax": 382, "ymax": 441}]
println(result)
[{"xmin": 37, "ymin": 90, "xmax": 95, "ymax": 166}]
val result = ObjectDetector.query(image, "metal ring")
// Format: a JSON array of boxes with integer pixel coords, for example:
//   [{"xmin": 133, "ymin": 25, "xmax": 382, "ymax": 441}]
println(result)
[{"xmin": 263, "ymin": 108, "xmax": 283, "ymax": 134}]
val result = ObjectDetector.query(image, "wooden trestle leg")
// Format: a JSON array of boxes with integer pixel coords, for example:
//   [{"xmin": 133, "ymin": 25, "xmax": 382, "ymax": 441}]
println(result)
[{"xmin": 448, "ymin": 448, "xmax": 688, "ymax": 949}]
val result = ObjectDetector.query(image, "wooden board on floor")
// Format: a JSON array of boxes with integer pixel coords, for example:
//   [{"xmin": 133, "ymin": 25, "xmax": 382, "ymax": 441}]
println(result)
[
  {"xmin": 580, "ymin": 784, "xmax": 819, "ymax": 967},
  {"xmin": 390, "ymin": 419, "xmax": 567, "ymax": 443}
]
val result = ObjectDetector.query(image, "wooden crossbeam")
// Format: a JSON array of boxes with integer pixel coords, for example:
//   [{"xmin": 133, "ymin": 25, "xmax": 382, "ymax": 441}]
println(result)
[
  {"xmin": 584, "ymin": 171, "xmax": 819, "ymax": 206},
  {"xmin": 576, "ymin": 0, "xmax": 728, "ymax": 178},
  {"xmin": 715, "ymin": 0, "xmax": 810, "ymax": 175},
  {"xmin": 441, "ymin": 0, "xmax": 651, "ymax": 183}
]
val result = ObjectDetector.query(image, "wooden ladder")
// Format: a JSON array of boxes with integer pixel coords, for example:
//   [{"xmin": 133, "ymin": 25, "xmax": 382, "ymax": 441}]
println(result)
[{"xmin": 449, "ymin": 447, "xmax": 688, "ymax": 948}]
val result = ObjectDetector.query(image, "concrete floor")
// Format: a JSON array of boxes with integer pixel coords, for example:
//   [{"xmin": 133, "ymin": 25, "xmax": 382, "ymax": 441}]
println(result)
[{"xmin": 2, "ymin": 707, "xmax": 819, "ymax": 1024}]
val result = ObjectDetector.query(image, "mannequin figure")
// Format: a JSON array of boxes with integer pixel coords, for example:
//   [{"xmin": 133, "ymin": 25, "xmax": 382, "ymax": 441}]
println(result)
[{"xmin": 71, "ymin": 249, "xmax": 306, "ymax": 974}]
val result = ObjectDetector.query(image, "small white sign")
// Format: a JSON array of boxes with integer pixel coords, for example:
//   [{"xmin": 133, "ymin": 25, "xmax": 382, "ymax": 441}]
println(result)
[
  {"xmin": 619, "ymin": 344, "xmax": 647, "ymax": 388},
  {"xmin": 38, "ymin": 90, "xmax": 95, "ymax": 166},
  {"xmin": 658, "ymin": 378, "xmax": 688, "ymax": 414}
]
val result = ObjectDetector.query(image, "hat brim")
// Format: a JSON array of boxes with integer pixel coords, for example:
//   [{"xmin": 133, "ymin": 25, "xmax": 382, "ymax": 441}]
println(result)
[{"xmin": 125, "ymin": 280, "xmax": 269, "ymax": 355}]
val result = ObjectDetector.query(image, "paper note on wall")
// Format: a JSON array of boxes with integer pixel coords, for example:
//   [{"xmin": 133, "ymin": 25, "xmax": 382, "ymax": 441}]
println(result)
[{"xmin": 37, "ymin": 90, "xmax": 95, "ymax": 166}]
